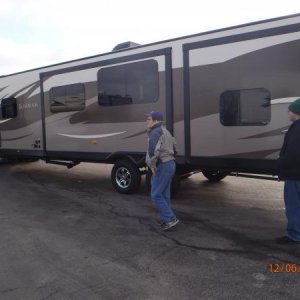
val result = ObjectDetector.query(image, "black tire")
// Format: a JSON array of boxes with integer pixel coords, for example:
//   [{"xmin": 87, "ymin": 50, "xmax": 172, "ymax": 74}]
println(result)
[
  {"xmin": 111, "ymin": 160, "xmax": 141, "ymax": 194},
  {"xmin": 202, "ymin": 170, "xmax": 229, "ymax": 182},
  {"xmin": 146, "ymin": 168, "xmax": 181, "ymax": 197}
]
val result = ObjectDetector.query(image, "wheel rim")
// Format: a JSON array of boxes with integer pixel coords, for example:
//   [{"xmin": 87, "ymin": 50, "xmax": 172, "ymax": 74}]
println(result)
[{"xmin": 115, "ymin": 167, "xmax": 131, "ymax": 189}]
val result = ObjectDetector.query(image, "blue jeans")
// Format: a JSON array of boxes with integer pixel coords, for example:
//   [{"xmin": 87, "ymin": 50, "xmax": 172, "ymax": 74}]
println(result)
[
  {"xmin": 151, "ymin": 160, "xmax": 176, "ymax": 223},
  {"xmin": 284, "ymin": 180, "xmax": 300, "ymax": 241}
]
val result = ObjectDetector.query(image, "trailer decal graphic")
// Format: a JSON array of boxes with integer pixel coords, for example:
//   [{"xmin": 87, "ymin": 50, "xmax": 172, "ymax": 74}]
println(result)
[
  {"xmin": 0, "ymin": 86, "xmax": 8, "ymax": 93},
  {"xmin": 122, "ymin": 130, "xmax": 147, "ymax": 139},
  {"xmin": 0, "ymin": 119, "xmax": 12, "ymax": 124},
  {"xmin": 2, "ymin": 133, "xmax": 33, "ymax": 141},
  {"xmin": 57, "ymin": 131, "xmax": 126, "ymax": 139},
  {"xmin": 271, "ymin": 97, "xmax": 300, "ymax": 105},
  {"xmin": 239, "ymin": 126, "xmax": 289, "ymax": 140}
]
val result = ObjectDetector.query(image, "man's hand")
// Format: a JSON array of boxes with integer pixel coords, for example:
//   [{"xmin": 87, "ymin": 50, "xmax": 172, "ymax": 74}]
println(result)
[{"xmin": 151, "ymin": 167, "xmax": 157, "ymax": 176}]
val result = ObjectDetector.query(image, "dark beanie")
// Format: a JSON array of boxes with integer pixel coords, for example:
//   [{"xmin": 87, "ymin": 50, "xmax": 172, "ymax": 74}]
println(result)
[{"xmin": 288, "ymin": 98, "xmax": 300, "ymax": 115}]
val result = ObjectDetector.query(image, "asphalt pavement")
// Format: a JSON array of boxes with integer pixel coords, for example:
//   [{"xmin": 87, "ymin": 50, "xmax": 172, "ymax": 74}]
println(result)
[{"xmin": 0, "ymin": 161, "xmax": 299, "ymax": 300}]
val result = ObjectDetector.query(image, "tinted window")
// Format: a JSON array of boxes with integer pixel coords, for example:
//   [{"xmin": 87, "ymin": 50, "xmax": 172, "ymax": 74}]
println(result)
[
  {"xmin": 97, "ymin": 60, "xmax": 159, "ymax": 106},
  {"xmin": 50, "ymin": 83, "xmax": 85, "ymax": 113},
  {"xmin": 220, "ymin": 88, "xmax": 271, "ymax": 126},
  {"xmin": 1, "ymin": 97, "xmax": 17, "ymax": 118}
]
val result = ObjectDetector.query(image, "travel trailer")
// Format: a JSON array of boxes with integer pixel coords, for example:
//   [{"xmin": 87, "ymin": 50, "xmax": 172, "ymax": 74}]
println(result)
[{"xmin": 1, "ymin": 14, "xmax": 300, "ymax": 193}]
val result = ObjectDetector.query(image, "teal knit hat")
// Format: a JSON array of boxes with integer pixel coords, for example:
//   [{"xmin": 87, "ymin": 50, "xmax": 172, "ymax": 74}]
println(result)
[{"xmin": 288, "ymin": 98, "xmax": 300, "ymax": 115}]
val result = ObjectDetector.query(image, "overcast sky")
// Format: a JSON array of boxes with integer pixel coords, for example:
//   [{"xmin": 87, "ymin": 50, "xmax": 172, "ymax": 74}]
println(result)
[{"xmin": 0, "ymin": 0, "xmax": 299, "ymax": 75}]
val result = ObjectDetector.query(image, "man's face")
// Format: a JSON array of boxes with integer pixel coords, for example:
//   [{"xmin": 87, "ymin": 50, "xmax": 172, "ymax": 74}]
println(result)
[
  {"xmin": 288, "ymin": 110, "xmax": 300, "ymax": 122},
  {"xmin": 146, "ymin": 117, "xmax": 156, "ymax": 128}
]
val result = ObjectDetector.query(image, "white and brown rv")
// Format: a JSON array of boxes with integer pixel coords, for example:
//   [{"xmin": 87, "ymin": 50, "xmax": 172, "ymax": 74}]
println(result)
[{"xmin": 1, "ymin": 14, "xmax": 300, "ymax": 193}]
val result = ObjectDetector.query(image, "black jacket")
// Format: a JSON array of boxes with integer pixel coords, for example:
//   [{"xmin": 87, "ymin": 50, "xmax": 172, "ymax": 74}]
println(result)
[{"xmin": 278, "ymin": 119, "xmax": 300, "ymax": 180}]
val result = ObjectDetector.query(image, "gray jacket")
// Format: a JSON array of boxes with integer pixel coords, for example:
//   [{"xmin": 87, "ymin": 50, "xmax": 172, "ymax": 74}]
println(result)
[{"xmin": 146, "ymin": 122, "xmax": 176, "ymax": 168}]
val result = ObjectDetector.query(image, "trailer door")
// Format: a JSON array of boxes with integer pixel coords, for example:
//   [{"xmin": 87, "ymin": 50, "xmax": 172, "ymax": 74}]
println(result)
[{"xmin": 40, "ymin": 48, "xmax": 173, "ymax": 159}]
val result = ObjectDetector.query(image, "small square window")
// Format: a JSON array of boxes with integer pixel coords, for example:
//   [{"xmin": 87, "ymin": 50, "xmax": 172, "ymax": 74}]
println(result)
[
  {"xmin": 220, "ymin": 88, "xmax": 271, "ymax": 126},
  {"xmin": 1, "ymin": 97, "xmax": 17, "ymax": 119},
  {"xmin": 50, "ymin": 83, "xmax": 85, "ymax": 113}
]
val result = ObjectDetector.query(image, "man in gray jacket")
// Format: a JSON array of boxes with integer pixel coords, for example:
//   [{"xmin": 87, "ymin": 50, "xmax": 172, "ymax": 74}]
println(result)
[{"xmin": 146, "ymin": 111, "xmax": 179, "ymax": 230}]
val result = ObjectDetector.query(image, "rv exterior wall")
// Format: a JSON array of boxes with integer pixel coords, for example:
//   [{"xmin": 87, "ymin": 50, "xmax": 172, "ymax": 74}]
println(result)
[{"xmin": 0, "ymin": 14, "xmax": 299, "ymax": 176}]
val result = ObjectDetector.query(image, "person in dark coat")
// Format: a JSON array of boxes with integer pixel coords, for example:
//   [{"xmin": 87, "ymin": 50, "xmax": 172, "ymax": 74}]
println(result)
[{"xmin": 277, "ymin": 98, "xmax": 300, "ymax": 244}]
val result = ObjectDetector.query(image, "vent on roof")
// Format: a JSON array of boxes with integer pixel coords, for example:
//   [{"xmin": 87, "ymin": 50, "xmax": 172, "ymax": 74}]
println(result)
[{"xmin": 112, "ymin": 41, "xmax": 141, "ymax": 51}]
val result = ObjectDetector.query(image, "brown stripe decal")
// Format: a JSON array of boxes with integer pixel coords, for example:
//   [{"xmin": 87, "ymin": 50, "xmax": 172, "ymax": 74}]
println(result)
[
  {"xmin": 219, "ymin": 149, "xmax": 280, "ymax": 159},
  {"xmin": 1, "ymin": 133, "xmax": 33, "ymax": 141},
  {"xmin": 238, "ymin": 126, "xmax": 289, "ymax": 139}
]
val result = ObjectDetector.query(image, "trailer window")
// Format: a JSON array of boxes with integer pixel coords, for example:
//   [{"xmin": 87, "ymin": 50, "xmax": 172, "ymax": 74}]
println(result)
[
  {"xmin": 97, "ymin": 59, "xmax": 159, "ymax": 106},
  {"xmin": 220, "ymin": 88, "xmax": 271, "ymax": 126},
  {"xmin": 1, "ymin": 97, "xmax": 17, "ymax": 119},
  {"xmin": 50, "ymin": 83, "xmax": 85, "ymax": 113}
]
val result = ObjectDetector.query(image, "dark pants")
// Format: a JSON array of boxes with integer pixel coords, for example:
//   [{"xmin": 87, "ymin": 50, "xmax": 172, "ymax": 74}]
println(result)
[{"xmin": 284, "ymin": 180, "xmax": 300, "ymax": 241}]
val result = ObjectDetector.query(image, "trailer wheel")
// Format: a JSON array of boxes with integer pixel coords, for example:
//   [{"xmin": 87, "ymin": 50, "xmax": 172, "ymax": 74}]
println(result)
[
  {"xmin": 202, "ymin": 170, "xmax": 229, "ymax": 182},
  {"xmin": 146, "ymin": 168, "xmax": 181, "ymax": 197},
  {"xmin": 111, "ymin": 160, "xmax": 141, "ymax": 194}
]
